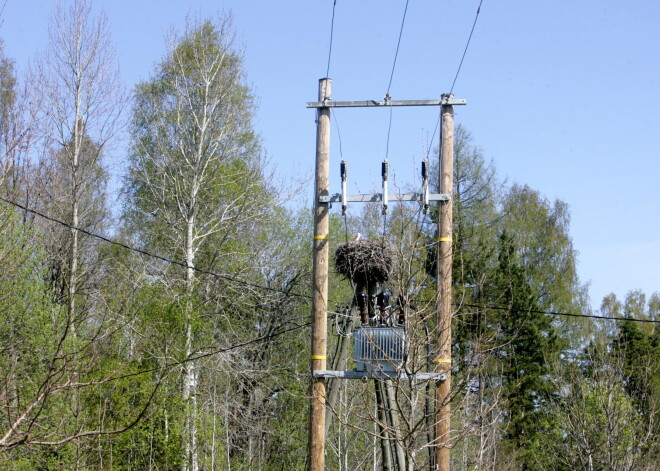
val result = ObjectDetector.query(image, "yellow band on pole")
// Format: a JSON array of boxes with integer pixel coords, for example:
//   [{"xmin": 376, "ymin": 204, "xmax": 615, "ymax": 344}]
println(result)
[
  {"xmin": 313, "ymin": 235, "xmax": 328, "ymax": 240},
  {"xmin": 311, "ymin": 355, "xmax": 327, "ymax": 360},
  {"xmin": 433, "ymin": 358, "xmax": 451, "ymax": 364},
  {"xmin": 437, "ymin": 237, "xmax": 452, "ymax": 243}
]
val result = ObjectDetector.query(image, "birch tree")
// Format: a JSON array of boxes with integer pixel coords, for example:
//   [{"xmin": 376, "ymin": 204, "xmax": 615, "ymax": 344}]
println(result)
[
  {"xmin": 37, "ymin": 0, "xmax": 123, "ymax": 323},
  {"xmin": 124, "ymin": 14, "xmax": 269, "ymax": 471},
  {"xmin": 0, "ymin": 0, "xmax": 133, "ymax": 464}
]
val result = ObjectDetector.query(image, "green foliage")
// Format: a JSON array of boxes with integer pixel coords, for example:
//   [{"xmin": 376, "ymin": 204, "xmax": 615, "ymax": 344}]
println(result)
[
  {"xmin": 0, "ymin": 39, "xmax": 17, "ymax": 141},
  {"xmin": 3, "ymin": 8, "xmax": 656, "ymax": 465},
  {"xmin": 537, "ymin": 324, "xmax": 659, "ymax": 471},
  {"xmin": 612, "ymin": 293, "xmax": 660, "ymax": 423}
]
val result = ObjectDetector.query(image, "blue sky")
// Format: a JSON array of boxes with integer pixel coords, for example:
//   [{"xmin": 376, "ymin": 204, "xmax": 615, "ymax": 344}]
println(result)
[{"xmin": 2, "ymin": 0, "xmax": 658, "ymax": 310}]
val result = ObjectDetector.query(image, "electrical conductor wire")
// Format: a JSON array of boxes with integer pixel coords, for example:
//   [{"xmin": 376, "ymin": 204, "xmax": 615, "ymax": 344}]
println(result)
[
  {"xmin": 326, "ymin": 0, "xmax": 338, "ymax": 78},
  {"xmin": 0, "ymin": 195, "xmax": 312, "ymax": 300},
  {"xmin": 386, "ymin": 0, "xmax": 410, "ymax": 96},
  {"xmin": 385, "ymin": 0, "xmax": 411, "ymax": 163},
  {"xmin": 426, "ymin": 0, "xmax": 484, "ymax": 158},
  {"xmin": 1, "ymin": 195, "xmax": 655, "ymax": 325},
  {"xmin": 450, "ymin": 0, "xmax": 484, "ymax": 95}
]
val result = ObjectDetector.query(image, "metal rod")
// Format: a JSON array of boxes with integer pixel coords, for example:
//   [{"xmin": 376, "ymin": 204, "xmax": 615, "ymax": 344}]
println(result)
[
  {"xmin": 313, "ymin": 370, "xmax": 447, "ymax": 381},
  {"xmin": 320, "ymin": 193, "xmax": 450, "ymax": 203},
  {"xmin": 307, "ymin": 98, "xmax": 467, "ymax": 108}
]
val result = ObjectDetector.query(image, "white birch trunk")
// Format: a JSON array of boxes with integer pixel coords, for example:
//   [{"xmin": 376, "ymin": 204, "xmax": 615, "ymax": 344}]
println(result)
[{"xmin": 182, "ymin": 218, "xmax": 198, "ymax": 471}]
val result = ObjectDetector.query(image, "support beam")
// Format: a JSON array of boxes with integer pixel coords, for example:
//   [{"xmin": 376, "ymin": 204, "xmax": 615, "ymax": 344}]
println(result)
[
  {"xmin": 309, "ymin": 78, "xmax": 331, "ymax": 471},
  {"xmin": 307, "ymin": 97, "xmax": 467, "ymax": 108},
  {"xmin": 320, "ymin": 192, "xmax": 450, "ymax": 204},
  {"xmin": 313, "ymin": 370, "xmax": 447, "ymax": 382}
]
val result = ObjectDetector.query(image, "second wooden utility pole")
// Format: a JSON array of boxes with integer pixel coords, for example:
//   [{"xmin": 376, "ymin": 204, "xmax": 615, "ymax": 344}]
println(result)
[
  {"xmin": 435, "ymin": 96, "xmax": 454, "ymax": 471},
  {"xmin": 309, "ymin": 78, "xmax": 331, "ymax": 471}
]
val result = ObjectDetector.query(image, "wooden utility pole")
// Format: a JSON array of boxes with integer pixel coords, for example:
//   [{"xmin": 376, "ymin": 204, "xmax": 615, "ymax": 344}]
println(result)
[
  {"xmin": 306, "ymin": 90, "xmax": 464, "ymax": 470},
  {"xmin": 309, "ymin": 77, "xmax": 331, "ymax": 471},
  {"xmin": 435, "ymin": 96, "xmax": 454, "ymax": 471}
]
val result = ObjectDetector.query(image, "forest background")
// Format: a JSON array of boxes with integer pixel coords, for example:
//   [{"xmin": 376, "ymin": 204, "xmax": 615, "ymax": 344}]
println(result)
[{"xmin": 0, "ymin": 1, "xmax": 658, "ymax": 470}]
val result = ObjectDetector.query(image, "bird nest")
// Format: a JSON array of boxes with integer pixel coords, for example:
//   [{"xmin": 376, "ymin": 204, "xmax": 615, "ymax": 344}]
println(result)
[{"xmin": 334, "ymin": 239, "xmax": 393, "ymax": 285}]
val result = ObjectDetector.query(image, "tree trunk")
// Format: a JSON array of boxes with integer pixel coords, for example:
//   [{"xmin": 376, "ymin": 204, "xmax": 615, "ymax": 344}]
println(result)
[{"xmin": 182, "ymin": 218, "xmax": 198, "ymax": 471}]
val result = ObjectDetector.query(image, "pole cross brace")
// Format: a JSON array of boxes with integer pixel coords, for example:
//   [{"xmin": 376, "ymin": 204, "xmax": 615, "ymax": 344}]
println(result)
[
  {"xmin": 320, "ymin": 193, "xmax": 450, "ymax": 204},
  {"xmin": 307, "ymin": 97, "xmax": 467, "ymax": 108},
  {"xmin": 313, "ymin": 369, "xmax": 447, "ymax": 382}
]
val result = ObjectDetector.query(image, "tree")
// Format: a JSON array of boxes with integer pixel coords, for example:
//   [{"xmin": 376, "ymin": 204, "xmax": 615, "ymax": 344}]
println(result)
[
  {"xmin": 419, "ymin": 125, "xmax": 589, "ymax": 469},
  {"xmin": 490, "ymin": 232, "xmax": 562, "ymax": 467},
  {"xmin": 612, "ymin": 291, "xmax": 659, "ymax": 426},
  {"xmin": 124, "ymin": 14, "xmax": 271, "ymax": 471},
  {"xmin": 36, "ymin": 0, "xmax": 123, "ymax": 315},
  {"xmin": 0, "ymin": 2, "xmax": 153, "ymax": 466},
  {"xmin": 539, "ymin": 323, "xmax": 659, "ymax": 471},
  {"xmin": 0, "ymin": 35, "xmax": 39, "ymax": 204}
]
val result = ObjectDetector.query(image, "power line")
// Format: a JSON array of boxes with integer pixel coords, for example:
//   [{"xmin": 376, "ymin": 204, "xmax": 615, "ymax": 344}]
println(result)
[
  {"xmin": 385, "ymin": 0, "xmax": 411, "ymax": 161},
  {"xmin": 109, "ymin": 318, "xmax": 317, "ymax": 384},
  {"xmin": 457, "ymin": 302, "xmax": 660, "ymax": 324},
  {"xmin": 449, "ymin": 0, "xmax": 484, "ymax": 95},
  {"xmin": 0, "ymin": 195, "xmax": 313, "ymax": 301},
  {"xmin": 386, "ymin": 0, "xmax": 410, "ymax": 96},
  {"xmin": 426, "ymin": 0, "xmax": 485, "ymax": 158},
  {"xmin": 331, "ymin": 109, "xmax": 344, "ymax": 160},
  {"xmin": 3, "ymin": 196, "xmax": 653, "ymax": 325},
  {"xmin": 325, "ymin": 0, "xmax": 338, "ymax": 78},
  {"xmin": 426, "ymin": 112, "xmax": 441, "ymax": 159}
]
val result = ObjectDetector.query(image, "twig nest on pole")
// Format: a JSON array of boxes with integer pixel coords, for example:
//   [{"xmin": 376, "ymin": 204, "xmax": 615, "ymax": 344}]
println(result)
[{"xmin": 334, "ymin": 239, "xmax": 393, "ymax": 285}]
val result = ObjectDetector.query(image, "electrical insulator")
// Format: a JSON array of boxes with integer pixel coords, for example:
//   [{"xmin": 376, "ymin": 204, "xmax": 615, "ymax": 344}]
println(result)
[
  {"xmin": 340, "ymin": 160, "xmax": 347, "ymax": 215},
  {"xmin": 377, "ymin": 292, "xmax": 390, "ymax": 325},
  {"xmin": 382, "ymin": 159, "xmax": 389, "ymax": 215},
  {"xmin": 421, "ymin": 159, "xmax": 429, "ymax": 213}
]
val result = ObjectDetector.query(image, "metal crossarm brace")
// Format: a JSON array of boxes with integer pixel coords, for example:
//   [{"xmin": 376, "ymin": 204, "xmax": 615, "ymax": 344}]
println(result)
[
  {"xmin": 313, "ymin": 370, "xmax": 447, "ymax": 382},
  {"xmin": 319, "ymin": 192, "xmax": 450, "ymax": 204},
  {"xmin": 307, "ymin": 97, "xmax": 467, "ymax": 108}
]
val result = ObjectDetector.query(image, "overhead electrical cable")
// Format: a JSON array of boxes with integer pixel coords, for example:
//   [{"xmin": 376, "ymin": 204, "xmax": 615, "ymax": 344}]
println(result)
[
  {"xmin": 1, "ymin": 196, "xmax": 654, "ymax": 325},
  {"xmin": 108, "ymin": 318, "xmax": 319, "ymax": 384},
  {"xmin": 458, "ymin": 302, "xmax": 660, "ymax": 324},
  {"xmin": 0, "ymin": 195, "xmax": 313, "ymax": 300},
  {"xmin": 331, "ymin": 109, "xmax": 344, "ymax": 160},
  {"xmin": 385, "ymin": 0, "xmax": 411, "ymax": 161},
  {"xmin": 449, "ymin": 0, "xmax": 484, "ymax": 95},
  {"xmin": 386, "ymin": 0, "xmax": 410, "ymax": 97},
  {"xmin": 326, "ymin": 0, "xmax": 338, "ymax": 78},
  {"xmin": 427, "ymin": 0, "xmax": 485, "ymax": 158},
  {"xmin": 111, "ymin": 302, "xmax": 657, "ymax": 386}
]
